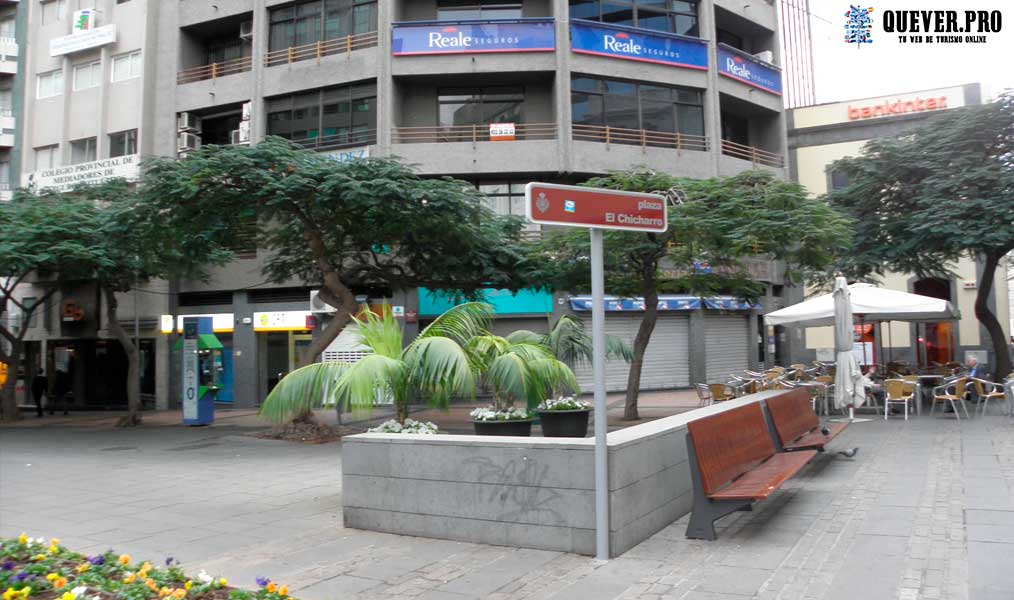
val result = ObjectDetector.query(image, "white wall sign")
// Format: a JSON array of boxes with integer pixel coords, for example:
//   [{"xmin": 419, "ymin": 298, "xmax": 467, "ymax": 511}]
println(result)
[
  {"xmin": 489, "ymin": 123, "xmax": 516, "ymax": 141},
  {"xmin": 23, "ymin": 154, "xmax": 140, "ymax": 192},
  {"xmin": 50, "ymin": 24, "xmax": 117, "ymax": 56},
  {"xmin": 160, "ymin": 313, "xmax": 234, "ymax": 334},
  {"xmin": 253, "ymin": 310, "xmax": 313, "ymax": 331},
  {"xmin": 324, "ymin": 146, "xmax": 370, "ymax": 163}
]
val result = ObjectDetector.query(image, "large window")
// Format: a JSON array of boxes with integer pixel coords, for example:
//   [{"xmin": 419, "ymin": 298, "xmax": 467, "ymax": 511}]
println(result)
[
  {"xmin": 73, "ymin": 60, "xmax": 102, "ymax": 91},
  {"xmin": 37, "ymin": 70, "xmax": 64, "ymax": 99},
  {"xmin": 571, "ymin": 75, "xmax": 703, "ymax": 136},
  {"xmin": 70, "ymin": 137, "xmax": 97, "ymax": 164},
  {"xmin": 438, "ymin": 87, "xmax": 524, "ymax": 128},
  {"xmin": 109, "ymin": 129, "xmax": 137, "ymax": 157},
  {"xmin": 35, "ymin": 145, "xmax": 59, "ymax": 170},
  {"xmin": 111, "ymin": 51, "xmax": 142, "ymax": 82},
  {"xmin": 267, "ymin": 82, "xmax": 377, "ymax": 149},
  {"xmin": 269, "ymin": 0, "xmax": 378, "ymax": 52},
  {"xmin": 570, "ymin": 0, "xmax": 698, "ymax": 37},
  {"xmin": 437, "ymin": 1, "xmax": 523, "ymax": 20},
  {"xmin": 41, "ymin": 0, "xmax": 68, "ymax": 25}
]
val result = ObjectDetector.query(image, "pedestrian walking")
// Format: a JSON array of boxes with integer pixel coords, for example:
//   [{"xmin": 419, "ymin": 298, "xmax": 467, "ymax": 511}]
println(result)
[{"xmin": 31, "ymin": 368, "xmax": 47, "ymax": 418}]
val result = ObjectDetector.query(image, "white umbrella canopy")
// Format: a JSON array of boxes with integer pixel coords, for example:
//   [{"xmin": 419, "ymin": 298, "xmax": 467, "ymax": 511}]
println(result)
[
  {"xmin": 832, "ymin": 277, "xmax": 866, "ymax": 411},
  {"xmin": 764, "ymin": 283, "xmax": 958, "ymax": 328}
]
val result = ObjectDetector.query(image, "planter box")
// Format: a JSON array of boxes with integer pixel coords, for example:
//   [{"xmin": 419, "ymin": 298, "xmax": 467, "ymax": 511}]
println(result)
[
  {"xmin": 536, "ymin": 408, "xmax": 591, "ymax": 438},
  {"xmin": 471, "ymin": 418, "xmax": 534, "ymax": 436}
]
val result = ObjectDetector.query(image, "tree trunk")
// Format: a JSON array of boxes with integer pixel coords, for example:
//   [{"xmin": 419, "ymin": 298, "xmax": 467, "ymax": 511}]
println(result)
[
  {"xmin": 975, "ymin": 252, "xmax": 1013, "ymax": 380},
  {"xmin": 103, "ymin": 286, "xmax": 142, "ymax": 427},
  {"xmin": 0, "ymin": 344, "xmax": 21, "ymax": 422},
  {"xmin": 624, "ymin": 287, "xmax": 660, "ymax": 421}
]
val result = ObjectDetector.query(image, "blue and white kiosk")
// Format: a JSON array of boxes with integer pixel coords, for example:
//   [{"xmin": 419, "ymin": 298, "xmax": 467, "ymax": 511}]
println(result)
[{"xmin": 180, "ymin": 316, "xmax": 223, "ymax": 426}]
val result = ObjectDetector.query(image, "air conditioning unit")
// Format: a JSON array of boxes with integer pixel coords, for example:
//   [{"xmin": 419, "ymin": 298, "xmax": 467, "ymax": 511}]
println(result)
[
  {"xmin": 177, "ymin": 132, "xmax": 201, "ymax": 153},
  {"xmin": 753, "ymin": 50, "xmax": 775, "ymax": 64},
  {"xmin": 229, "ymin": 130, "xmax": 242, "ymax": 145},
  {"xmin": 177, "ymin": 112, "xmax": 202, "ymax": 133},
  {"xmin": 310, "ymin": 290, "xmax": 338, "ymax": 314},
  {"xmin": 241, "ymin": 101, "xmax": 252, "ymax": 121},
  {"xmin": 239, "ymin": 21, "xmax": 254, "ymax": 41}
]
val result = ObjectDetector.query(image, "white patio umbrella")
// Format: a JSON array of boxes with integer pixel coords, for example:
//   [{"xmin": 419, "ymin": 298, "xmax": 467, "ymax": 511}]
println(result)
[
  {"xmin": 764, "ymin": 283, "xmax": 958, "ymax": 327},
  {"xmin": 832, "ymin": 277, "xmax": 868, "ymax": 420}
]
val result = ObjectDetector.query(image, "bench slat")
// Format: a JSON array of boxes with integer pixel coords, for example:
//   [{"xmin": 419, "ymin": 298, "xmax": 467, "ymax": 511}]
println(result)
[
  {"xmin": 783, "ymin": 422, "xmax": 848, "ymax": 451},
  {"xmin": 765, "ymin": 388, "xmax": 819, "ymax": 447},
  {"xmin": 709, "ymin": 450, "xmax": 816, "ymax": 500},
  {"xmin": 687, "ymin": 403, "xmax": 776, "ymax": 496}
]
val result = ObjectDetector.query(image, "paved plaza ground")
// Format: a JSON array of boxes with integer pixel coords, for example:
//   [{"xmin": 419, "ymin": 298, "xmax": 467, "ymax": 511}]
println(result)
[{"xmin": 2, "ymin": 404, "xmax": 1013, "ymax": 600}]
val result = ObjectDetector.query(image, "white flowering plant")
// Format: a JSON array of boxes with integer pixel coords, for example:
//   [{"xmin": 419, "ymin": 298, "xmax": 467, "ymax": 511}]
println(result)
[
  {"xmin": 469, "ymin": 407, "xmax": 531, "ymax": 422},
  {"xmin": 368, "ymin": 419, "xmax": 439, "ymax": 434},
  {"xmin": 536, "ymin": 396, "xmax": 591, "ymax": 411}
]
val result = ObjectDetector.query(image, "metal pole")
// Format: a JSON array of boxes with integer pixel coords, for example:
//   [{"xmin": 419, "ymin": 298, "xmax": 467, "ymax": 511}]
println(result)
[{"xmin": 590, "ymin": 228, "xmax": 609, "ymax": 561}]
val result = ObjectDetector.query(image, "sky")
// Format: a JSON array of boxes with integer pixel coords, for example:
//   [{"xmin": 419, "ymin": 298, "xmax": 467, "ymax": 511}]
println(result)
[{"xmin": 802, "ymin": 0, "xmax": 1014, "ymax": 104}]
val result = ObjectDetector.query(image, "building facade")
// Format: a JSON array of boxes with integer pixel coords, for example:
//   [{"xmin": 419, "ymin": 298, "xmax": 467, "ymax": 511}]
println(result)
[
  {"xmin": 14, "ymin": 0, "xmax": 789, "ymax": 409},
  {"xmin": 0, "ymin": 0, "xmax": 20, "ymax": 200},
  {"xmin": 786, "ymin": 83, "xmax": 1012, "ymax": 371}
]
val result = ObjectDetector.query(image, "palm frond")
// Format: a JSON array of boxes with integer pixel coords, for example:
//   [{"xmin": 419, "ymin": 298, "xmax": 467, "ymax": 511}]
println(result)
[
  {"xmin": 485, "ymin": 353, "xmax": 530, "ymax": 408},
  {"xmin": 258, "ymin": 362, "xmax": 350, "ymax": 423},
  {"xmin": 403, "ymin": 336, "xmax": 476, "ymax": 409},
  {"xmin": 502, "ymin": 341, "xmax": 555, "ymax": 362},
  {"xmin": 353, "ymin": 305, "xmax": 404, "ymax": 358},
  {"xmin": 545, "ymin": 315, "xmax": 633, "ymax": 364},
  {"xmin": 523, "ymin": 357, "xmax": 581, "ymax": 407},
  {"xmin": 418, "ymin": 301, "xmax": 493, "ymax": 343},
  {"xmin": 504, "ymin": 329, "xmax": 543, "ymax": 346},
  {"xmin": 334, "ymin": 353, "xmax": 409, "ymax": 414}
]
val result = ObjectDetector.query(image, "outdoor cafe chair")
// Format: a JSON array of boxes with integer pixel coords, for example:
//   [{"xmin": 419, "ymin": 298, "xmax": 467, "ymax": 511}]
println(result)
[
  {"xmin": 931, "ymin": 377, "xmax": 970, "ymax": 420},
  {"xmin": 695, "ymin": 383, "xmax": 712, "ymax": 407},
  {"xmin": 709, "ymin": 383, "xmax": 736, "ymax": 403},
  {"xmin": 972, "ymin": 378, "xmax": 1006, "ymax": 416},
  {"xmin": 883, "ymin": 379, "xmax": 916, "ymax": 420}
]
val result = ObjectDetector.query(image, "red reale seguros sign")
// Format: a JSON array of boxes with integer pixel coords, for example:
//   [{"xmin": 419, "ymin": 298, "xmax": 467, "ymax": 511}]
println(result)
[{"xmin": 524, "ymin": 183, "xmax": 668, "ymax": 233}]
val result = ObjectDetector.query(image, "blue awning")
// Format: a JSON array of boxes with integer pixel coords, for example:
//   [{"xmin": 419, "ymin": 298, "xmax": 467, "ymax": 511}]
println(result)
[{"xmin": 569, "ymin": 295, "xmax": 759, "ymax": 312}]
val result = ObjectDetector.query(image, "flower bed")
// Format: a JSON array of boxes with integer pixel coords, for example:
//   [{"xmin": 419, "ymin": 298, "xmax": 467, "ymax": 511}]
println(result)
[
  {"xmin": 536, "ymin": 396, "xmax": 590, "ymax": 411},
  {"xmin": 1, "ymin": 536, "xmax": 294, "ymax": 600},
  {"xmin": 368, "ymin": 418, "xmax": 439, "ymax": 434}
]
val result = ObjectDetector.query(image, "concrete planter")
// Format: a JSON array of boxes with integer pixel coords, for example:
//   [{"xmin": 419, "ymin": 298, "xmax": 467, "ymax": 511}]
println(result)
[
  {"xmin": 471, "ymin": 418, "xmax": 535, "ymax": 436},
  {"xmin": 536, "ymin": 408, "xmax": 591, "ymax": 438}
]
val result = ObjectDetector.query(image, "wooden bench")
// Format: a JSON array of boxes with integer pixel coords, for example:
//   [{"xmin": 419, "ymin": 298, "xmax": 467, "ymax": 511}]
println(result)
[
  {"xmin": 765, "ymin": 388, "xmax": 849, "ymax": 453},
  {"xmin": 685, "ymin": 402, "xmax": 816, "ymax": 540}
]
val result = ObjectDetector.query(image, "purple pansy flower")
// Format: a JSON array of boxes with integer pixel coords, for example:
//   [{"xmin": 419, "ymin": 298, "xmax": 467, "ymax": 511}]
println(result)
[{"xmin": 256, "ymin": 576, "xmax": 270, "ymax": 587}]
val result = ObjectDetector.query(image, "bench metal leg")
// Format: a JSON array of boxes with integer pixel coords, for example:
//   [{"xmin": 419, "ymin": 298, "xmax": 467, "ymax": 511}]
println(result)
[{"xmin": 685, "ymin": 435, "xmax": 753, "ymax": 541}]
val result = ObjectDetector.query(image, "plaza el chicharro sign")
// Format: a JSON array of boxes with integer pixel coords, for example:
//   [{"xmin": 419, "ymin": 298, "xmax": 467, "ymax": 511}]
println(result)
[{"xmin": 22, "ymin": 154, "xmax": 140, "ymax": 192}]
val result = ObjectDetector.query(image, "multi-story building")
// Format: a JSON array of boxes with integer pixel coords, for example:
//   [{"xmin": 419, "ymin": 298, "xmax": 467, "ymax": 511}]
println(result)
[
  {"xmin": 0, "ymin": 0, "xmax": 20, "ymax": 201},
  {"xmin": 786, "ymin": 83, "xmax": 1012, "ymax": 370},
  {"xmin": 15, "ymin": 0, "xmax": 790, "ymax": 410}
]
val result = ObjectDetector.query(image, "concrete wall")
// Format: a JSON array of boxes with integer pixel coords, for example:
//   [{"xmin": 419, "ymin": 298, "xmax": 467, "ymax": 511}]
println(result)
[{"xmin": 343, "ymin": 390, "xmax": 785, "ymax": 557}]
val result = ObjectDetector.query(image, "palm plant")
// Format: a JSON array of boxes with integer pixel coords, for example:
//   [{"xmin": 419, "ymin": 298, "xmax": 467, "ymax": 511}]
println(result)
[
  {"xmin": 466, "ymin": 334, "xmax": 580, "ymax": 415},
  {"xmin": 259, "ymin": 302, "xmax": 491, "ymax": 425},
  {"xmin": 506, "ymin": 315, "xmax": 634, "ymax": 366}
]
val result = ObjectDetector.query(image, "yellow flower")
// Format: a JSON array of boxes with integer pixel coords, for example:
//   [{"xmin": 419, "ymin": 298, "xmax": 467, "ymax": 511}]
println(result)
[
  {"xmin": 49, "ymin": 538, "xmax": 60, "ymax": 546},
  {"xmin": 172, "ymin": 590, "xmax": 187, "ymax": 600},
  {"xmin": 48, "ymin": 544, "xmax": 59, "ymax": 554},
  {"xmin": 278, "ymin": 585, "xmax": 289, "ymax": 597},
  {"xmin": 31, "ymin": 554, "xmax": 45, "ymax": 562},
  {"xmin": 158, "ymin": 587, "xmax": 171, "ymax": 598},
  {"xmin": 118, "ymin": 554, "xmax": 131, "ymax": 566},
  {"xmin": 46, "ymin": 574, "xmax": 59, "ymax": 582},
  {"xmin": 76, "ymin": 563, "xmax": 89, "ymax": 573},
  {"xmin": 218, "ymin": 578, "xmax": 227, "ymax": 587},
  {"xmin": 54, "ymin": 576, "xmax": 68, "ymax": 589},
  {"xmin": 184, "ymin": 581, "xmax": 192, "ymax": 590},
  {"xmin": 146, "ymin": 579, "xmax": 158, "ymax": 592},
  {"xmin": 17, "ymin": 533, "xmax": 27, "ymax": 545},
  {"xmin": 266, "ymin": 582, "xmax": 277, "ymax": 594},
  {"xmin": 123, "ymin": 573, "xmax": 137, "ymax": 584},
  {"xmin": 61, "ymin": 593, "xmax": 75, "ymax": 600},
  {"xmin": 3, "ymin": 588, "xmax": 16, "ymax": 600}
]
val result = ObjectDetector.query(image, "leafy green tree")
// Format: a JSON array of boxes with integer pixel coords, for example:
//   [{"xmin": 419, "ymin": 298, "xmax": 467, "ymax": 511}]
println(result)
[
  {"xmin": 141, "ymin": 138, "xmax": 531, "ymax": 384},
  {"xmin": 530, "ymin": 170, "xmax": 852, "ymax": 420},
  {"xmin": 828, "ymin": 92, "xmax": 1014, "ymax": 379},
  {"xmin": 0, "ymin": 195, "xmax": 111, "ymax": 421}
]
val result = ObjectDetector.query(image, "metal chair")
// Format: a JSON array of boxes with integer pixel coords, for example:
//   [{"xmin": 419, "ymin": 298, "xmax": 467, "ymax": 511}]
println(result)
[
  {"xmin": 931, "ymin": 377, "xmax": 970, "ymax": 420},
  {"xmin": 972, "ymin": 378, "xmax": 1006, "ymax": 416},
  {"xmin": 708, "ymin": 383, "xmax": 735, "ymax": 403},
  {"xmin": 883, "ymin": 379, "xmax": 916, "ymax": 420},
  {"xmin": 695, "ymin": 383, "xmax": 712, "ymax": 407}
]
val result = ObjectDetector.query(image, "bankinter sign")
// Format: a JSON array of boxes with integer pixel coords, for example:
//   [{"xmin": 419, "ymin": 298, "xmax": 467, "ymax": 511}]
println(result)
[
  {"xmin": 524, "ymin": 183, "xmax": 667, "ymax": 233},
  {"xmin": 847, "ymin": 95, "xmax": 948, "ymax": 121}
]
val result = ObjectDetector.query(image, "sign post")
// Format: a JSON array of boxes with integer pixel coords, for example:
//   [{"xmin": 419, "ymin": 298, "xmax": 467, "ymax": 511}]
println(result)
[{"xmin": 525, "ymin": 182, "xmax": 667, "ymax": 560}]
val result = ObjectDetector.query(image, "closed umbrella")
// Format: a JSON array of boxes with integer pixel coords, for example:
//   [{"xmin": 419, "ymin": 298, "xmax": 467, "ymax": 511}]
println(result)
[{"xmin": 832, "ymin": 277, "xmax": 868, "ymax": 421}]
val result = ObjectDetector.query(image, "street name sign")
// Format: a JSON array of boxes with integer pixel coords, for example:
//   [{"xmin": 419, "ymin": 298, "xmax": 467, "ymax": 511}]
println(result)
[{"xmin": 524, "ymin": 182, "xmax": 668, "ymax": 233}]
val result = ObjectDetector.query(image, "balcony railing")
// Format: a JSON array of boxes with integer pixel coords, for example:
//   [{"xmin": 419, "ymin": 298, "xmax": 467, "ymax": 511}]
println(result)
[
  {"xmin": 177, "ymin": 56, "xmax": 253, "ymax": 84},
  {"xmin": 720, "ymin": 139, "xmax": 784, "ymax": 168},
  {"xmin": 288, "ymin": 129, "xmax": 376, "ymax": 152},
  {"xmin": 392, "ymin": 123, "xmax": 557, "ymax": 144},
  {"xmin": 264, "ymin": 31, "xmax": 379, "ymax": 68},
  {"xmin": 572, "ymin": 123, "xmax": 709, "ymax": 152}
]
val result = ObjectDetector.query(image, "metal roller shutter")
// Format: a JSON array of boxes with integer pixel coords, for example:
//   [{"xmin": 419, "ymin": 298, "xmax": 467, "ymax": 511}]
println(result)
[
  {"xmin": 704, "ymin": 314, "xmax": 751, "ymax": 383},
  {"xmin": 573, "ymin": 314, "xmax": 690, "ymax": 393},
  {"xmin": 488, "ymin": 317, "xmax": 553, "ymax": 339}
]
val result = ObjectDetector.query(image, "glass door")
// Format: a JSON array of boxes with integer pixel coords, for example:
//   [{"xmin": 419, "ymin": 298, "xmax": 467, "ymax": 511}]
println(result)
[{"xmin": 289, "ymin": 333, "xmax": 314, "ymax": 371}]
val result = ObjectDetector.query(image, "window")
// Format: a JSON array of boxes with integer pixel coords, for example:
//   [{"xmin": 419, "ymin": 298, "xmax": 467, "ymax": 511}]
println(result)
[
  {"xmin": 829, "ymin": 168, "xmax": 850, "ymax": 191},
  {"xmin": 76, "ymin": 0, "xmax": 96, "ymax": 8},
  {"xmin": 111, "ymin": 51, "xmax": 142, "ymax": 82},
  {"xmin": 266, "ymin": 82, "xmax": 377, "ymax": 149},
  {"xmin": 109, "ymin": 129, "xmax": 137, "ymax": 158},
  {"xmin": 41, "ymin": 0, "xmax": 67, "ymax": 25},
  {"xmin": 437, "ymin": 1, "xmax": 523, "ymax": 20},
  {"xmin": 70, "ymin": 137, "xmax": 97, "ymax": 164},
  {"xmin": 22, "ymin": 297, "xmax": 38, "ymax": 328},
  {"xmin": 269, "ymin": 0, "xmax": 378, "ymax": 52},
  {"xmin": 73, "ymin": 61, "xmax": 102, "ymax": 91},
  {"xmin": 37, "ymin": 70, "xmax": 64, "ymax": 99},
  {"xmin": 0, "ymin": 160, "xmax": 9, "ymax": 189},
  {"xmin": 570, "ymin": 0, "xmax": 698, "ymax": 36},
  {"xmin": 438, "ymin": 87, "xmax": 524, "ymax": 127},
  {"xmin": 35, "ymin": 145, "xmax": 59, "ymax": 170},
  {"xmin": 206, "ymin": 38, "xmax": 248, "ymax": 65},
  {"xmin": 571, "ymin": 75, "xmax": 703, "ymax": 136},
  {"xmin": 0, "ymin": 18, "xmax": 15, "ymax": 38}
]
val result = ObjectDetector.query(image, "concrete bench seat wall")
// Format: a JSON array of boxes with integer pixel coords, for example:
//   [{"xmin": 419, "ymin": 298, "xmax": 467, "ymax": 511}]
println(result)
[{"xmin": 342, "ymin": 390, "xmax": 789, "ymax": 557}]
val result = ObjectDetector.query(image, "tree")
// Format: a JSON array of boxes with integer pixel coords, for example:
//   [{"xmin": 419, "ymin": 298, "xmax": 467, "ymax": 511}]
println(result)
[
  {"xmin": 0, "ymin": 195, "xmax": 111, "ymax": 421},
  {"xmin": 530, "ymin": 170, "xmax": 852, "ymax": 420},
  {"xmin": 141, "ymin": 138, "xmax": 532, "ymax": 379},
  {"xmin": 828, "ymin": 92, "xmax": 1014, "ymax": 380}
]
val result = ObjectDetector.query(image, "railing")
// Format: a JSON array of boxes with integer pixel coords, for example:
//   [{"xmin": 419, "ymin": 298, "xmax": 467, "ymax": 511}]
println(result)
[
  {"xmin": 392, "ymin": 123, "xmax": 557, "ymax": 144},
  {"xmin": 572, "ymin": 123, "xmax": 709, "ymax": 152},
  {"xmin": 288, "ymin": 130, "xmax": 376, "ymax": 152},
  {"xmin": 720, "ymin": 139, "xmax": 785, "ymax": 168},
  {"xmin": 264, "ymin": 31, "xmax": 379, "ymax": 68},
  {"xmin": 0, "ymin": 107, "xmax": 12, "ymax": 117},
  {"xmin": 177, "ymin": 56, "xmax": 253, "ymax": 84}
]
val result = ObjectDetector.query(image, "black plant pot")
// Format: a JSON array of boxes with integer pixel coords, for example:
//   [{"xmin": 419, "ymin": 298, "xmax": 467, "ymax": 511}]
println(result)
[
  {"xmin": 472, "ymin": 419, "xmax": 535, "ymax": 437},
  {"xmin": 536, "ymin": 409, "xmax": 591, "ymax": 438}
]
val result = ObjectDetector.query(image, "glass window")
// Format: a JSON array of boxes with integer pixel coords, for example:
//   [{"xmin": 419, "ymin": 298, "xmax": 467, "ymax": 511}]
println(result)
[
  {"xmin": 37, "ymin": 70, "xmax": 64, "ymax": 99},
  {"xmin": 73, "ymin": 61, "xmax": 102, "ymax": 91},
  {"xmin": 0, "ymin": 18, "xmax": 15, "ymax": 38},
  {"xmin": 569, "ymin": 0, "xmax": 697, "ymax": 36},
  {"xmin": 111, "ymin": 51, "xmax": 142, "ymax": 82},
  {"xmin": 0, "ymin": 160, "xmax": 9, "ymax": 189},
  {"xmin": 830, "ymin": 168, "xmax": 850, "ymax": 191},
  {"xmin": 70, "ymin": 137, "xmax": 97, "ymax": 164},
  {"xmin": 35, "ymin": 145, "xmax": 59, "ymax": 170},
  {"xmin": 437, "ymin": 1, "xmax": 523, "ymax": 20},
  {"xmin": 109, "ymin": 129, "xmax": 137, "ymax": 157},
  {"xmin": 41, "ymin": 0, "xmax": 68, "ymax": 25},
  {"xmin": 438, "ymin": 86, "xmax": 524, "ymax": 127},
  {"xmin": 266, "ymin": 82, "xmax": 377, "ymax": 149},
  {"xmin": 570, "ymin": 74, "xmax": 704, "ymax": 136},
  {"xmin": 269, "ymin": 0, "xmax": 378, "ymax": 51}
]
